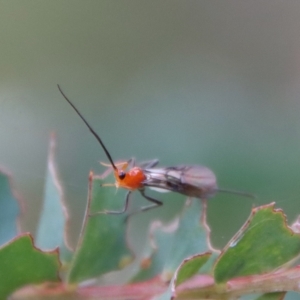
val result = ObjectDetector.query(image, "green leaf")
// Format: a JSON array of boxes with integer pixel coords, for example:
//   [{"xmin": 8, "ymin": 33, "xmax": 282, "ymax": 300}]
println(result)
[
  {"xmin": 157, "ymin": 252, "xmax": 217, "ymax": 300},
  {"xmin": 67, "ymin": 171, "xmax": 134, "ymax": 283},
  {"xmin": 132, "ymin": 199, "xmax": 216, "ymax": 282},
  {"xmin": 254, "ymin": 292, "xmax": 286, "ymax": 300},
  {"xmin": 214, "ymin": 203, "xmax": 300, "ymax": 283},
  {"xmin": 35, "ymin": 134, "xmax": 71, "ymax": 261},
  {"xmin": 175, "ymin": 252, "xmax": 212, "ymax": 287},
  {"xmin": 0, "ymin": 169, "xmax": 21, "ymax": 245},
  {"xmin": 0, "ymin": 233, "xmax": 60, "ymax": 300}
]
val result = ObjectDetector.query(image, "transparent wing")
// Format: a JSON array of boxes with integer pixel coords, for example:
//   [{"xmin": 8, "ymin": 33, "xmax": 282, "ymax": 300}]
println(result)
[{"xmin": 143, "ymin": 165, "xmax": 217, "ymax": 199}]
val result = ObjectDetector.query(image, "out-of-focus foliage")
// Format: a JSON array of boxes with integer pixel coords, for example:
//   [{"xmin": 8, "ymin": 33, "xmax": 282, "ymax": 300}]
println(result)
[{"xmin": 1, "ymin": 144, "xmax": 300, "ymax": 299}]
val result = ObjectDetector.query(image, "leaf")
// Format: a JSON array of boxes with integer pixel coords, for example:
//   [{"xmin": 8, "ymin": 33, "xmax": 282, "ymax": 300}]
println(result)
[
  {"xmin": 0, "ymin": 168, "xmax": 21, "ymax": 245},
  {"xmin": 35, "ymin": 133, "xmax": 71, "ymax": 261},
  {"xmin": 254, "ymin": 292, "xmax": 286, "ymax": 300},
  {"xmin": 153, "ymin": 252, "xmax": 213, "ymax": 300},
  {"xmin": 0, "ymin": 233, "xmax": 60, "ymax": 300},
  {"xmin": 174, "ymin": 204, "xmax": 300, "ymax": 299},
  {"xmin": 175, "ymin": 252, "xmax": 212, "ymax": 287},
  {"xmin": 131, "ymin": 199, "xmax": 217, "ymax": 283},
  {"xmin": 67, "ymin": 171, "xmax": 134, "ymax": 283},
  {"xmin": 214, "ymin": 203, "xmax": 300, "ymax": 283}
]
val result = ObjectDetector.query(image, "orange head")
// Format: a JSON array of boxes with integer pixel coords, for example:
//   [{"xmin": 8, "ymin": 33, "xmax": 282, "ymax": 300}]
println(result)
[{"xmin": 114, "ymin": 164, "xmax": 146, "ymax": 190}]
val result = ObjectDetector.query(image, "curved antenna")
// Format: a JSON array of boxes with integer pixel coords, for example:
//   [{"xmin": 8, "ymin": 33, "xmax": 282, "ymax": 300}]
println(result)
[{"xmin": 57, "ymin": 84, "xmax": 117, "ymax": 170}]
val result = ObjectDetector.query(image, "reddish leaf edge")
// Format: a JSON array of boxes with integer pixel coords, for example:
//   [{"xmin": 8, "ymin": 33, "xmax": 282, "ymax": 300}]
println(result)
[
  {"xmin": 1, "ymin": 233, "xmax": 61, "ymax": 299},
  {"xmin": 214, "ymin": 202, "xmax": 296, "ymax": 267},
  {"xmin": 0, "ymin": 233, "xmax": 61, "ymax": 278},
  {"xmin": 47, "ymin": 132, "xmax": 73, "ymax": 251}
]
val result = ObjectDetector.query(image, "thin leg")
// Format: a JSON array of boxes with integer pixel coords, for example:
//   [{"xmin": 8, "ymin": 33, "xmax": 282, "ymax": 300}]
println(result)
[
  {"xmin": 89, "ymin": 191, "xmax": 131, "ymax": 216},
  {"xmin": 139, "ymin": 190, "xmax": 163, "ymax": 212},
  {"xmin": 139, "ymin": 159, "xmax": 159, "ymax": 169},
  {"xmin": 128, "ymin": 157, "xmax": 135, "ymax": 168},
  {"xmin": 128, "ymin": 190, "xmax": 163, "ymax": 218}
]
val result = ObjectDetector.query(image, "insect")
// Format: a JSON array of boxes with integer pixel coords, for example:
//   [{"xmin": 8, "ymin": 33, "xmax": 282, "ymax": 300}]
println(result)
[{"xmin": 58, "ymin": 85, "xmax": 253, "ymax": 216}]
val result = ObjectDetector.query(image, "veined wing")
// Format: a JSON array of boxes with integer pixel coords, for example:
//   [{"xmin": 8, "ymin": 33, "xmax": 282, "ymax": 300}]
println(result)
[{"xmin": 142, "ymin": 165, "xmax": 217, "ymax": 199}]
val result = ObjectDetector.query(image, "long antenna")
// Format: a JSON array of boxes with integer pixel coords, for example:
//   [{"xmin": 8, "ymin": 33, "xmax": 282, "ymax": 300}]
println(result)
[
  {"xmin": 57, "ymin": 84, "xmax": 117, "ymax": 170},
  {"xmin": 216, "ymin": 188, "xmax": 256, "ymax": 199}
]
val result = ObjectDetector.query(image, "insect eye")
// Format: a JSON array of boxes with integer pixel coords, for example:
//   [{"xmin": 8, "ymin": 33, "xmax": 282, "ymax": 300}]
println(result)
[{"xmin": 118, "ymin": 171, "xmax": 126, "ymax": 180}]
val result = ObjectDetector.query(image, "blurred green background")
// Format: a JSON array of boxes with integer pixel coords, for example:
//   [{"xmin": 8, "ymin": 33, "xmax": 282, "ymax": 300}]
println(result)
[{"xmin": 0, "ymin": 0, "xmax": 300, "ymax": 263}]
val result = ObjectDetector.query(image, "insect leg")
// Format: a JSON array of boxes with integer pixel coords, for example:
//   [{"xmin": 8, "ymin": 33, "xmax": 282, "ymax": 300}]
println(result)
[
  {"xmin": 128, "ymin": 157, "xmax": 136, "ymax": 168},
  {"xmin": 89, "ymin": 190, "xmax": 131, "ymax": 216},
  {"xmin": 127, "ymin": 190, "xmax": 163, "ymax": 217},
  {"xmin": 139, "ymin": 159, "xmax": 159, "ymax": 169},
  {"xmin": 125, "ymin": 190, "xmax": 163, "ymax": 220}
]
